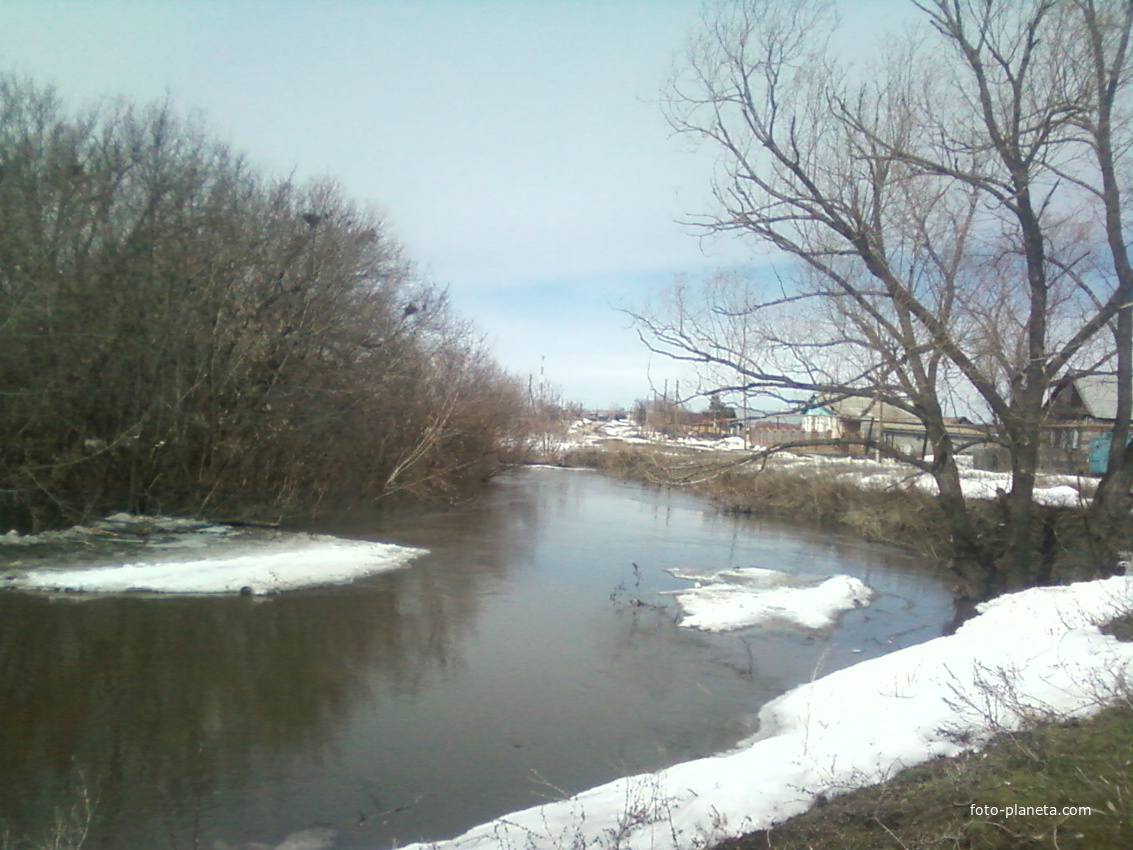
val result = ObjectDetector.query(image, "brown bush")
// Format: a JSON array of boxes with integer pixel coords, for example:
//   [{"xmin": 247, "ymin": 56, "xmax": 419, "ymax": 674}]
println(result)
[{"xmin": 0, "ymin": 77, "xmax": 528, "ymax": 529}]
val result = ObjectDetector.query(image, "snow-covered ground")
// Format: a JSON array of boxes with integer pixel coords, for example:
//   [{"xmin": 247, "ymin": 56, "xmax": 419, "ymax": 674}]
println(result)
[
  {"xmin": 558, "ymin": 419, "xmax": 1093, "ymax": 508},
  {"xmin": 1, "ymin": 513, "xmax": 426, "ymax": 595},
  {"xmin": 401, "ymin": 574, "xmax": 1133, "ymax": 850},
  {"xmin": 666, "ymin": 567, "xmax": 873, "ymax": 631}
]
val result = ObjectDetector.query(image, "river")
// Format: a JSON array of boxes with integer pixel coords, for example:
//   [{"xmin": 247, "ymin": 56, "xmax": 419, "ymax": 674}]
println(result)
[{"xmin": 0, "ymin": 466, "xmax": 954, "ymax": 850}]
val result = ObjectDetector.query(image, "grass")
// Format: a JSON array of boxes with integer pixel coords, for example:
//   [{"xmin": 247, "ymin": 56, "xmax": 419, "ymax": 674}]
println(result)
[
  {"xmin": 693, "ymin": 467, "xmax": 952, "ymax": 557},
  {"xmin": 1, "ymin": 782, "xmax": 94, "ymax": 850},
  {"xmin": 1102, "ymin": 610, "xmax": 1133, "ymax": 642},
  {"xmin": 713, "ymin": 699, "xmax": 1133, "ymax": 850}
]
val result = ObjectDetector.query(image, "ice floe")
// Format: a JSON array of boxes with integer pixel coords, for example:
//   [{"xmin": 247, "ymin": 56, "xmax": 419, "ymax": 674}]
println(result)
[
  {"xmin": 1, "ymin": 513, "xmax": 426, "ymax": 595},
  {"xmin": 666, "ymin": 567, "xmax": 873, "ymax": 631}
]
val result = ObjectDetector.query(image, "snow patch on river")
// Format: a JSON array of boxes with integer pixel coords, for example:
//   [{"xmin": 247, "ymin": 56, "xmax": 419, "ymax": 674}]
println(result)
[
  {"xmin": 1, "ymin": 513, "xmax": 426, "ymax": 595},
  {"xmin": 667, "ymin": 567, "xmax": 873, "ymax": 631}
]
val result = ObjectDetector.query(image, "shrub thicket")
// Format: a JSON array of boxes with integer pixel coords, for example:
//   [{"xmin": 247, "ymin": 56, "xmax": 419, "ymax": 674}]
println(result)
[{"xmin": 0, "ymin": 77, "xmax": 528, "ymax": 529}]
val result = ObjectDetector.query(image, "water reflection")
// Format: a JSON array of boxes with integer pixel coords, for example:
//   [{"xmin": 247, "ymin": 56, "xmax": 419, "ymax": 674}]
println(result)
[
  {"xmin": 0, "ymin": 468, "xmax": 953, "ymax": 850},
  {"xmin": 0, "ymin": 581, "xmax": 456, "ymax": 843},
  {"xmin": 0, "ymin": 481, "xmax": 534, "ymax": 848}
]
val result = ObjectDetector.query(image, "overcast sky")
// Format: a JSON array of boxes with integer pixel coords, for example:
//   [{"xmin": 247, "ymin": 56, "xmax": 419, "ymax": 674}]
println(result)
[{"xmin": 0, "ymin": 0, "xmax": 911, "ymax": 409}]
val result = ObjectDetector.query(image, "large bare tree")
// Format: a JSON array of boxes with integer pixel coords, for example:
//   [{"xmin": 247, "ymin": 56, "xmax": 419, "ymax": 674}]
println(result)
[{"xmin": 633, "ymin": 0, "xmax": 1132, "ymax": 599}]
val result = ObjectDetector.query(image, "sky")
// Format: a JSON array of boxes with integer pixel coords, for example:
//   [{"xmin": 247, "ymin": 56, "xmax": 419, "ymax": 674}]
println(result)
[{"xmin": 0, "ymin": 0, "xmax": 912, "ymax": 410}]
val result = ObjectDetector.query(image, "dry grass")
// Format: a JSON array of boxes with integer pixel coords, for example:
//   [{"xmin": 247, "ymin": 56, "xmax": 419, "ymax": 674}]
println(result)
[
  {"xmin": 713, "ymin": 699, "xmax": 1133, "ymax": 850},
  {"xmin": 562, "ymin": 444, "xmax": 955, "ymax": 561},
  {"xmin": 693, "ymin": 467, "xmax": 951, "ymax": 555},
  {"xmin": 564, "ymin": 443, "xmax": 1126, "ymax": 586}
]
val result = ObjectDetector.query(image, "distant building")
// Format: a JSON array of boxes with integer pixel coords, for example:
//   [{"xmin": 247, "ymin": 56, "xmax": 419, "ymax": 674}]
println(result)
[
  {"xmin": 801, "ymin": 394, "xmax": 988, "ymax": 459},
  {"xmin": 801, "ymin": 395, "xmax": 920, "ymax": 455},
  {"xmin": 769, "ymin": 375, "xmax": 1133, "ymax": 474},
  {"xmin": 743, "ymin": 420, "xmax": 802, "ymax": 449},
  {"xmin": 1044, "ymin": 372, "xmax": 1131, "ymax": 474}
]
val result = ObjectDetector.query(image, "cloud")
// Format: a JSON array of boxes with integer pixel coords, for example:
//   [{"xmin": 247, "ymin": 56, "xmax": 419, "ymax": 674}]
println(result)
[{"xmin": 0, "ymin": 0, "xmax": 755, "ymax": 405}]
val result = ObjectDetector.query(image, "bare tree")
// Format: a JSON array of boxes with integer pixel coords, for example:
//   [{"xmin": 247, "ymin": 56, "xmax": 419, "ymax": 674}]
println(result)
[
  {"xmin": 632, "ymin": 0, "xmax": 1132, "ymax": 599},
  {"xmin": 1070, "ymin": 0, "xmax": 1133, "ymax": 551}
]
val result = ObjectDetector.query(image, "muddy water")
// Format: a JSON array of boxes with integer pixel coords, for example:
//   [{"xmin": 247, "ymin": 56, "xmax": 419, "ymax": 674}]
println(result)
[{"xmin": 0, "ymin": 467, "xmax": 954, "ymax": 850}]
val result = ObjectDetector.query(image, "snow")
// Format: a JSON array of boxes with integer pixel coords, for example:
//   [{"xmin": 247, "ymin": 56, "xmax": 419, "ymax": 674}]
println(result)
[
  {"xmin": 8, "ymin": 540, "xmax": 424, "ymax": 595},
  {"xmin": 666, "ymin": 567, "xmax": 874, "ymax": 631},
  {"xmin": 1031, "ymin": 484, "xmax": 1086, "ymax": 508},
  {"xmin": 522, "ymin": 463, "xmax": 597, "ymax": 472},
  {"xmin": 2, "ymin": 515, "xmax": 426, "ymax": 595},
  {"xmin": 215, "ymin": 827, "xmax": 337, "ymax": 850},
  {"xmin": 564, "ymin": 419, "xmax": 755, "ymax": 453},
  {"xmin": 557, "ymin": 418, "xmax": 1096, "ymax": 508},
  {"xmin": 400, "ymin": 575, "xmax": 1133, "ymax": 850}
]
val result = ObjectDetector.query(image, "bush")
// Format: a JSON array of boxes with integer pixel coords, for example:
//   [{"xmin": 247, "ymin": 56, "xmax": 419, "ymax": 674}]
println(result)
[{"xmin": 0, "ymin": 76, "xmax": 527, "ymax": 528}]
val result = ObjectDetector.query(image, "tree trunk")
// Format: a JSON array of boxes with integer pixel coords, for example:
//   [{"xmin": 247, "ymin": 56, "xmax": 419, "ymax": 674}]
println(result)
[
  {"xmin": 997, "ymin": 439, "xmax": 1040, "ymax": 594},
  {"xmin": 926, "ymin": 420, "xmax": 992, "ymax": 599}
]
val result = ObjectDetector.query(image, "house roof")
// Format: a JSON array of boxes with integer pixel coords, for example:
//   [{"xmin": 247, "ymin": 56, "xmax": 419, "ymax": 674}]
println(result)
[
  {"xmin": 1074, "ymin": 373, "xmax": 1121, "ymax": 420},
  {"xmin": 1053, "ymin": 373, "xmax": 1126, "ymax": 421},
  {"xmin": 804, "ymin": 394, "xmax": 920, "ymax": 422}
]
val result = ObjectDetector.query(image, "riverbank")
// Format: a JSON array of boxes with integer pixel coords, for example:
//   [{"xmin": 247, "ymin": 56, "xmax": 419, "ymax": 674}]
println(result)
[
  {"xmin": 397, "ymin": 572, "xmax": 1133, "ymax": 850},
  {"xmin": 716, "ymin": 695, "xmax": 1133, "ymax": 850},
  {"xmin": 551, "ymin": 420, "xmax": 1108, "ymax": 587},
  {"xmin": 517, "ymin": 426, "xmax": 1133, "ymax": 850}
]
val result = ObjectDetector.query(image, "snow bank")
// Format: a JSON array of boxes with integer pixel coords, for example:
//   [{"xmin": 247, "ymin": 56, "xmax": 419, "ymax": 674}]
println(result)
[
  {"xmin": 667, "ymin": 567, "xmax": 873, "ymax": 631},
  {"xmin": 555, "ymin": 419, "xmax": 1095, "ymax": 506},
  {"xmin": 401, "ymin": 575, "xmax": 1133, "ymax": 850},
  {"xmin": 555, "ymin": 419, "xmax": 756, "ymax": 454},
  {"xmin": 801, "ymin": 455, "xmax": 1090, "ymax": 507},
  {"xmin": 3, "ymin": 515, "xmax": 426, "ymax": 595}
]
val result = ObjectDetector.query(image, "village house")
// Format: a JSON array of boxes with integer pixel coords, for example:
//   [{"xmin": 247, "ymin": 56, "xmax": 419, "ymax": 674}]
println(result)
[
  {"xmin": 797, "ymin": 376, "xmax": 1131, "ymax": 474},
  {"xmin": 801, "ymin": 395, "xmax": 988, "ymax": 460},
  {"xmin": 1043, "ymin": 372, "xmax": 1130, "ymax": 474},
  {"xmin": 802, "ymin": 395, "xmax": 925, "ymax": 456}
]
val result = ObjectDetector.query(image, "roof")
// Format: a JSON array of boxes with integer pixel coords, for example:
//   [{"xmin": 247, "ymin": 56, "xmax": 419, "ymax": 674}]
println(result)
[
  {"xmin": 1051, "ymin": 373, "xmax": 1128, "ymax": 421},
  {"xmin": 804, "ymin": 394, "xmax": 920, "ymax": 423},
  {"xmin": 1073, "ymin": 373, "xmax": 1121, "ymax": 420}
]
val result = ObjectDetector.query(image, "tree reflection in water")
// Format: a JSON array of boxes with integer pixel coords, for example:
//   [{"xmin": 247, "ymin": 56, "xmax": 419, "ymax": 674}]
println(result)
[{"xmin": 0, "ymin": 497, "xmax": 519, "ymax": 848}]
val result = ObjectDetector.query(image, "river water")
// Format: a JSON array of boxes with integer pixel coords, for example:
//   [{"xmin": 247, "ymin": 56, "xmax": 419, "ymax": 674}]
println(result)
[{"xmin": 0, "ymin": 467, "xmax": 954, "ymax": 850}]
